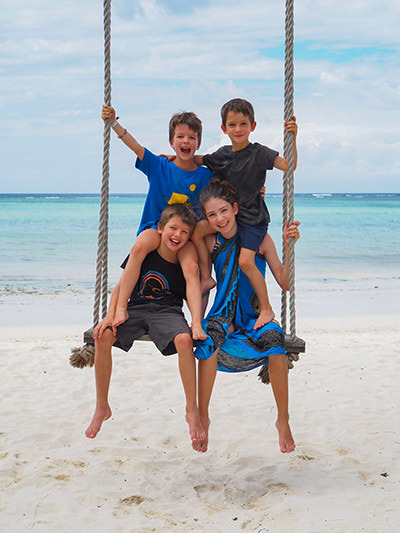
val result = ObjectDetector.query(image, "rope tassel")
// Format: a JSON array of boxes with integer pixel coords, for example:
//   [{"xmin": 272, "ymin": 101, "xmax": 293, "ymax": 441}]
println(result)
[{"xmin": 70, "ymin": 344, "xmax": 95, "ymax": 368}]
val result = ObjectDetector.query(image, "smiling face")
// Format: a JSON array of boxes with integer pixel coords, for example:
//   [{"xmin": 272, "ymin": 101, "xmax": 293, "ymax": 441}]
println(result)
[
  {"xmin": 221, "ymin": 111, "xmax": 256, "ymax": 151},
  {"xmin": 169, "ymin": 124, "xmax": 199, "ymax": 164},
  {"xmin": 203, "ymin": 197, "xmax": 238, "ymax": 239},
  {"xmin": 158, "ymin": 215, "xmax": 192, "ymax": 258}
]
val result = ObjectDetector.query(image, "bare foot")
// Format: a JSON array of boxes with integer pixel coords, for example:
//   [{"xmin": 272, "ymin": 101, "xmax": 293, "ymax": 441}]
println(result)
[
  {"xmin": 254, "ymin": 308, "xmax": 275, "ymax": 329},
  {"xmin": 112, "ymin": 306, "xmax": 129, "ymax": 329},
  {"xmin": 185, "ymin": 409, "xmax": 206, "ymax": 452},
  {"xmin": 276, "ymin": 419, "xmax": 296, "ymax": 453},
  {"xmin": 201, "ymin": 277, "xmax": 216, "ymax": 295},
  {"xmin": 197, "ymin": 416, "xmax": 210, "ymax": 453},
  {"xmin": 85, "ymin": 405, "xmax": 112, "ymax": 439}
]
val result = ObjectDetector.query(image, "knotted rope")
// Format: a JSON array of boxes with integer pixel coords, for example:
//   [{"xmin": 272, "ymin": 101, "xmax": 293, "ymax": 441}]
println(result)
[
  {"xmin": 70, "ymin": 0, "xmax": 112, "ymax": 368},
  {"xmin": 280, "ymin": 0, "xmax": 296, "ymax": 339},
  {"xmin": 259, "ymin": 0, "xmax": 305, "ymax": 383}
]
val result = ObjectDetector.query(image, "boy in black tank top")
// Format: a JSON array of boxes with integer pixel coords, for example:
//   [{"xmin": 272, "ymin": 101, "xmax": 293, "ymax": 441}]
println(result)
[{"xmin": 85, "ymin": 204, "xmax": 207, "ymax": 452}]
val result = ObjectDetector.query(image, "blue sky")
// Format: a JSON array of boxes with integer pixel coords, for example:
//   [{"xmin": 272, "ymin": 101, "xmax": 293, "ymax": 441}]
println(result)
[{"xmin": 1, "ymin": 0, "xmax": 399, "ymax": 193}]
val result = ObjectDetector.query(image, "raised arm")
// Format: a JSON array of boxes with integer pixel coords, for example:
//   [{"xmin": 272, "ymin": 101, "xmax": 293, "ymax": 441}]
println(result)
[
  {"xmin": 259, "ymin": 221, "xmax": 300, "ymax": 291},
  {"xmin": 102, "ymin": 105, "xmax": 145, "ymax": 161},
  {"xmin": 273, "ymin": 115, "xmax": 298, "ymax": 172}
]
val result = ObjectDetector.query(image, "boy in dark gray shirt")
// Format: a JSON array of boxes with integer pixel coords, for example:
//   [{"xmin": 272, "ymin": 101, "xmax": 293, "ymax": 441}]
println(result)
[{"xmin": 193, "ymin": 98, "xmax": 298, "ymax": 329}]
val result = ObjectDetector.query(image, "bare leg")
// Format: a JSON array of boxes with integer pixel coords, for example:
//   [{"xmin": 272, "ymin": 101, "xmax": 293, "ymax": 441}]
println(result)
[
  {"xmin": 174, "ymin": 333, "xmax": 205, "ymax": 451},
  {"xmin": 268, "ymin": 354, "xmax": 295, "ymax": 453},
  {"xmin": 178, "ymin": 241, "xmax": 206, "ymax": 340},
  {"xmin": 113, "ymin": 229, "xmax": 160, "ymax": 328},
  {"xmin": 192, "ymin": 220, "xmax": 216, "ymax": 294},
  {"xmin": 239, "ymin": 248, "xmax": 275, "ymax": 329},
  {"xmin": 85, "ymin": 328, "xmax": 116, "ymax": 439},
  {"xmin": 197, "ymin": 349, "xmax": 218, "ymax": 452}
]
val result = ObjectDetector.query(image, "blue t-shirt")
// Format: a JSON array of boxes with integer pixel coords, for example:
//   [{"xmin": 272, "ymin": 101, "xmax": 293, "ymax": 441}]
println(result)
[{"xmin": 135, "ymin": 148, "xmax": 213, "ymax": 235}]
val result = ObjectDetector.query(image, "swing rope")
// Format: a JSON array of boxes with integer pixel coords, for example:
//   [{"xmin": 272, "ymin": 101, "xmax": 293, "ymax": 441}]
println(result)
[
  {"xmin": 259, "ymin": 0, "xmax": 305, "ymax": 384},
  {"xmin": 70, "ymin": 0, "xmax": 305, "ymax": 371},
  {"xmin": 70, "ymin": 0, "xmax": 112, "ymax": 368},
  {"xmin": 93, "ymin": 0, "xmax": 112, "ymax": 327},
  {"xmin": 281, "ymin": 0, "xmax": 296, "ymax": 338}
]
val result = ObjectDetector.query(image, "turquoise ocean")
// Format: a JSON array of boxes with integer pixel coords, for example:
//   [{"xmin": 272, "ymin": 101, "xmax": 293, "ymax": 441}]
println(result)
[{"xmin": 1, "ymin": 193, "xmax": 399, "ymax": 326}]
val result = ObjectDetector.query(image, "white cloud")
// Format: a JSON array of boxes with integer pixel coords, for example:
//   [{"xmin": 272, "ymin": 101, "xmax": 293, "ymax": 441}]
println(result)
[{"xmin": 0, "ymin": 0, "xmax": 399, "ymax": 193}]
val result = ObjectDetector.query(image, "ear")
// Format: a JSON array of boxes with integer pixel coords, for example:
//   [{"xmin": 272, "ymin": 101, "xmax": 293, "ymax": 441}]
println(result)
[
  {"xmin": 221, "ymin": 123, "xmax": 227, "ymax": 135},
  {"xmin": 251, "ymin": 121, "xmax": 257, "ymax": 132},
  {"xmin": 169, "ymin": 140, "xmax": 175, "ymax": 151},
  {"xmin": 233, "ymin": 202, "xmax": 239, "ymax": 215},
  {"xmin": 157, "ymin": 223, "xmax": 163, "ymax": 234}
]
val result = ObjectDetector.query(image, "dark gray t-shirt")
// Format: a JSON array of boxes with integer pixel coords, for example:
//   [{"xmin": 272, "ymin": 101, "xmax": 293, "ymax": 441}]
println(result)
[{"xmin": 203, "ymin": 142, "xmax": 278, "ymax": 226}]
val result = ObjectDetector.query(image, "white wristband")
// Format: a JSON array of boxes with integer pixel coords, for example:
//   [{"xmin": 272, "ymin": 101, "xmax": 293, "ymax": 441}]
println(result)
[{"xmin": 111, "ymin": 117, "xmax": 119, "ymax": 127}]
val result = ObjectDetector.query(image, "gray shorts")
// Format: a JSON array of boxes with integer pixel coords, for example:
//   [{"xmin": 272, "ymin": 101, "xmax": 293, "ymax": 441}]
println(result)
[{"xmin": 114, "ymin": 302, "xmax": 191, "ymax": 355}]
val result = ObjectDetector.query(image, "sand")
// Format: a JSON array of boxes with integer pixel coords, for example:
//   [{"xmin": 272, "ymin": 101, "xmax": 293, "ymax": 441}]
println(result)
[{"xmin": 1, "ymin": 312, "xmax": 399, "ymax": 532}]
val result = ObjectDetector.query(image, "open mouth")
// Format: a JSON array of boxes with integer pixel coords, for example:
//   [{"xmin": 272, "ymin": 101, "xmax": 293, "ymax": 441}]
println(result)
[
  {"xmin": 217, "ymin": 220, "xmax": 229, "ymax": 229},
  {"xmin": 181, "ymin": 147, "xmax": 191, "ymax": 155}
]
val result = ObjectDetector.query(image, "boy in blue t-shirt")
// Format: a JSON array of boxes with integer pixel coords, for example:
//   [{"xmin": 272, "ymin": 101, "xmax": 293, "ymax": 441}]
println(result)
[
  {"xmin": 192, "ymin": 98, "xmax": 298, "ymax": 329},
  {"xmin": 102, "ymin": 105, "xmax": 212, "ymax": 338}
]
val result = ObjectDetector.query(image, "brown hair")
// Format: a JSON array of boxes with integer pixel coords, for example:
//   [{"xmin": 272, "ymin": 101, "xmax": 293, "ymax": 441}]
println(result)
[
  {"xmin": 200, "ymin": 178, "xmax": 237, "ymax": 214},
  {"xmin": 159, "ymin": 203, "xmax": 198, "ymax": 236},
  {"xmin": 169, "ymin": 111, "xmax": 202, "ymax": 145},
  {"xmin": 220, "ymin": 98, "xmax": 255, "ymax": 126}
]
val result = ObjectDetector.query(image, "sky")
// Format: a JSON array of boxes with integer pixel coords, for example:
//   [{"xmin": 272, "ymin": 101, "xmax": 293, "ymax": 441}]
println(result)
[{"xmin": 1, "ymin": 0, "xmax": 399, "ymax": 194}]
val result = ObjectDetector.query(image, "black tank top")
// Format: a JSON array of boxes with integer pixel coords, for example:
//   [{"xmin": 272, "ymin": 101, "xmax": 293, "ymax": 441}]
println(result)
[{"xmin": 127, "ymin": 250, "xmax": 186, "ymax": 308}]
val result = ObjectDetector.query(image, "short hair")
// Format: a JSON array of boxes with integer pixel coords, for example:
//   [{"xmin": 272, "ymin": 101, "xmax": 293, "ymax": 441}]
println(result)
[
  {"xmin": 220, "ymin": 98, "xmax": 255, "ymax": 126},
  {"xmin": 169, "ymin": 111, "xmax": 202, "ymax": 146},
  {"xmin": 200, "ymin": 177, "xmax": 237, "ymax": 213},
  {"xmin": 159, "ymin": 203, "xmax": 198, "ymax": 236}
]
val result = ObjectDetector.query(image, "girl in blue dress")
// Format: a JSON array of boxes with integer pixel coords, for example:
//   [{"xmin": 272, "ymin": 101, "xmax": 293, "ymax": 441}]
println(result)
[{"xmin": 195, "ymin": 179, "xmax": 300, "ymax": 453}]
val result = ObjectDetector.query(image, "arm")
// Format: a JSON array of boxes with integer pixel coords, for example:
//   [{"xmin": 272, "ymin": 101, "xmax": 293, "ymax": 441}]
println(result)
[
  {"xmin": 193, "ymin": 154, "xmax": 204, "ymax": 166},
  {"xmin": 102, "ymin": 105, "xmax": 145, "ymax": 160},
  {"xmin": 273, "ymin": 116, "xmax": 298, "ymax": 172},
  {"xmin": 92, "ymin": 275, "xmax": 123, "ymax": 340},
  {"xmin": 259, "ymin": 221, "xmax": 300, "ymax": 291}
]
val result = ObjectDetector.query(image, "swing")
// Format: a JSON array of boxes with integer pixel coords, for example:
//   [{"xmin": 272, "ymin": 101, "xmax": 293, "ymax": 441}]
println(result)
[{"xmin": 70, "ymin": 0, "xmax": 305, "ymax": 377}]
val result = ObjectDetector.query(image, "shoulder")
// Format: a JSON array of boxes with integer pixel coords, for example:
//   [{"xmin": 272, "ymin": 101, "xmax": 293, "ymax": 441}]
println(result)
[
  {"xmin": 136, "ymin": 148, "xmax": 168, "ymax": 169},
  {"xmin": 253, "ymin": 142, "xmax": 279, "ymax": 167},
  {"xmin": 193, "ymin": 165, "xmax": 213, "ymax": 178},
  {"xmin": 204, "ymin": 145, "xmax": 231, "ymax": 162}
]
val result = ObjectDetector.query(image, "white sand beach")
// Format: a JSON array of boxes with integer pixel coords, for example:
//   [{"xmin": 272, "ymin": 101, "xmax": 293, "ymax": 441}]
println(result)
[{"xmin": 1, "ymin": 307, "xmax": 399, "ymax": 532}]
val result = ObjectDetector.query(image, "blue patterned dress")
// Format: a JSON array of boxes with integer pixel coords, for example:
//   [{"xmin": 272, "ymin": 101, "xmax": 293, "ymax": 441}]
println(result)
[{"xmin": 195, "ymin": 233, "xmax": 286, "ymax": 372}]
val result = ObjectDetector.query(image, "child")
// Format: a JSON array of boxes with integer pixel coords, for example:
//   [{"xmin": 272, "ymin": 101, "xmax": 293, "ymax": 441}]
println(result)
[
  {"xmin": 192, "ymin": 98, "xmax": 298, "ymax": 329},
  {"xmin": 85, "ymin": 203, "xmax": 207, "ymax": 451},
  {"xmin": 195, "ymin": 179, "xmax": 300, "ymax": 453},
  {"xmin": 101, "ymin": 105, "xmax": 213, "ymax": 335}
]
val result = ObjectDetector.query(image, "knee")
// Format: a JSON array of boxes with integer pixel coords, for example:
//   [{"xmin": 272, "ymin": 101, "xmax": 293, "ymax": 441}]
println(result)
[
  {"xmin": 192, "ymin": 219, "xmax": 209, "ymax": 241},
  {"xmin": 174, "ymin": 333, "xmax": 193, "ymax": 353},
  {"xmin": 130, "ymin": 240, "xmax": 147, "ymax": 258},
  {"xmin": 238, "ymin": 255, "xmax": 254, "ymax": 273},
  {"xmin": 95, "ymin": 328, "xmax": 115, "ymax": 351}
]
